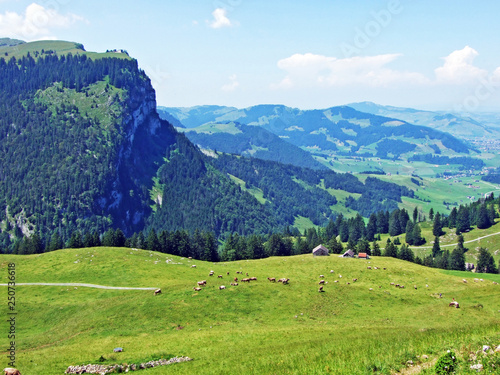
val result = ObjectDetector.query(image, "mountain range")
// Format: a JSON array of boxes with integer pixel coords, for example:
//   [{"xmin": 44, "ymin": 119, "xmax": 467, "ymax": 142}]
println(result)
[
  {"xmin": 0, "ymin": 39, "xmax": 420, "ymax": 250},
  {"xmin": 159, "ymin": 104, "xmax": 474, "ymax": 165},
  {"xmin": 348, "ymin": 101, "xmax": 500, "ymax": 139}
]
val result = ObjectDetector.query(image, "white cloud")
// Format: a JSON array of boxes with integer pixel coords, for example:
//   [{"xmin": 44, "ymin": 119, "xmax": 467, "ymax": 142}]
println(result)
[
  {"xmin": 221, "ymin": 74, "xmax": 239, "ymax": 92},
  {"xmin": 435, "ymin": 46, "xmax": 488, "ymax": 84},
  {"xmin": 0, "ymin": 3, "xmax": 86, "ymax": 41},
  {"xmin": 272, "ymin": 52, "xmax": 429, "ymax": 89},
  {"xmin": 209, "ymin": 8, "xmax": 232, "ymax": 29}
]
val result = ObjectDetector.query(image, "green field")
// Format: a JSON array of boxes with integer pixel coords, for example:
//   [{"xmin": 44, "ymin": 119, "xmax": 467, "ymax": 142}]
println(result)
[
  {"xmin": 0, "ymin": 40, "xmax": 131, "ymax": 61},
  {"xmin": 1, "ymin": 248, "xmax": 499, "ymax": 374}
]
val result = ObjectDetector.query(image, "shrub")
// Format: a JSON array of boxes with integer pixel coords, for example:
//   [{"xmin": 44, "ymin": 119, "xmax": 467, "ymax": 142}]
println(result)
[{"xmin": 434, "ymin": 350, "xmax": 457, "ymax": 374}]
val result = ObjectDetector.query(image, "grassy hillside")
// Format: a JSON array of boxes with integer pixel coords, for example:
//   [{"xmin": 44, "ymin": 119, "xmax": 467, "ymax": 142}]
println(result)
[
  {"xmin": 0, "ymin": 40, "xmax": 131, "ymax": 60},
  {"xmin": 1, "ymin": 248, "xmax": 499, "ymax": 374}
]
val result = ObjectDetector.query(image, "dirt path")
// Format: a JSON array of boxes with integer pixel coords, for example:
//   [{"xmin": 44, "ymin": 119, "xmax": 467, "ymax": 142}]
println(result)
[
  {"xmin": 0, "ymin": 282, "xmax": 157, "ymax": 290},
  {"xmin": 409, "ymin": 231, "xmax": 500, "ymax": 249}
]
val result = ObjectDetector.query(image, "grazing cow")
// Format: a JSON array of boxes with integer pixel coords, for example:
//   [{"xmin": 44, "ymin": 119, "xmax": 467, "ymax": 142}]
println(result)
[
  {"xmin": 250, "ymin": 277, "xmax": 257, "ymax": 281},
  {"xmin": 218, "ymin": 275, "xmax": 223, "ymax": 279},
  {"xmin": 346, "ymin": 282, "xmax": 350, "ymax": 285},
  {"xmin": 3, "ymin": 369, "xmax": 21, "ymax": 375},
  {"xmin": 414, "ymin": 285, "xmax": 417, "ymax": 290},
  {"xmin": 320, "ymin": 275, "xmax": 324, "ymax": 278},
  {"xmin": 449, "ymin": 301, "xmax": 460, "ymax": 308},
  {"xmin": 352, "ymin": 278, "xmax": 358, "ymax": 282},
  {"xmin": 319, "ymin": 280, "xmax": 325, "ymax": 285},
  {"xmin": 374, "ymin": 267, "xmax": 379, "ymax": 270},
  {"xmin": 399, "ymin": 285, "xmax": 405, "ymax": 289},
  {"xmin": 227, "ymin": 272, "xmax": 230, "ymax": 275},
  {"xmin": 267, "ymin": 277, "xmax": 276, "ymax": 282},
  {"xmin": 236, "ymin": 271, "xmax": 242, "ymax": 274},
  {"xmin": 463, "ymin": 279, "xmax": 468, "ymax": 283},
  {"xmin": 209, "ymin": 272, "xmax": 214, "ymax": 276},
  {"xmin": 234, "ymin": 277, "xmax": 239, "ymax": 282},
  {"xmin": 191, "ymin": 265, "xmax": 196, "ymax": 268},
  {"xmin": 219, "ymin": 285, "xmax": 226, "ymax": 290},
  {"xmin": 318, "ymin": 286, "xmax": 324, "ymax": 292},
  {"xmin": 197, "ymin": 281, "xmax": 206, "ymax": 287},
  {"xmin": 339, "ymin": 275, "xmax": 342, "ymax": 278},
  {"xmin": 330, "ymin": 270, "xmax": 334, "ymax": 273},
  {"xmin": 278, "ymin": 278, "xmax": 290, "ymax": 284},
  {"xmin": 367, "ymin": 266, "xmax": 372, "ymax": 270},
  {"xmin": 193, "ymin": 287, "xmax": 202, "ymax": 291},
  {"xmin": 154, "ymin": 289, "xmax": 161, "ymax": 296},
  {"xmin": 230, "ymin": 283, "xmax": 238, "ymax": 286},
  {"xmin": 334, "ymin": 280, "xmax": 338, "ymax": 283},
  {"xmin": 390, "ymin": 282, "xmax": 395, "ymax": 286},
  {"xmin": 242, "ymin": 278, "xmax": 251, "ymax": 282}
]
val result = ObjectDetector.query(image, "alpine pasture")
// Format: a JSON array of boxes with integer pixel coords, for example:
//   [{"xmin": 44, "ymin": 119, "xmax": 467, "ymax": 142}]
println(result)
[{"xmin": 1, "ymin": 248, "xmax": 499, "ymax": 374}]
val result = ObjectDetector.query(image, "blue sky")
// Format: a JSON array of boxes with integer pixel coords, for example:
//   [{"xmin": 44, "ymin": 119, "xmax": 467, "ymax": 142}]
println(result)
[{"xmin": 1, "ymin": 0, "xmax": 500, "ymax": 112}]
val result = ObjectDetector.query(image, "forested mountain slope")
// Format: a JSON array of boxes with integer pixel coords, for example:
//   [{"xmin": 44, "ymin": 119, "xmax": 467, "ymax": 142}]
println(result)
[{"xmin": 178, "ymin": 121, "xmax": 327, "ymax": 170}]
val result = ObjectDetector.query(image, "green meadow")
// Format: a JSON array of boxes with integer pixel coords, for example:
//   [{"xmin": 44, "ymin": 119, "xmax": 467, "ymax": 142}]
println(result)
[{"xmin": 1, "ymin": 248, "xmax": 499, "ymax": 374}]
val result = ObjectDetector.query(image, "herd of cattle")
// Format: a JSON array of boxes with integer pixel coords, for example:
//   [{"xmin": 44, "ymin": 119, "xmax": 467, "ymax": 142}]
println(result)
[
  {"xmin": 183, "ymin": 269, "xmax": 291, "ymax": 292},
  {"xmin": 151, "ymin": 261, "xmax": 498, "ymax": 312}
]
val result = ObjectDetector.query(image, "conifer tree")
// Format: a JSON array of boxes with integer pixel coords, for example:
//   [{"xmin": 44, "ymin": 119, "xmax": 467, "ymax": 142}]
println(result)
[
  {"xmin": 433, "ymin": 212, "xmax": 443, "ymax": 237},
  {"xmin": 432, "ymin": 236, "xmax": 441, "ymax": 257},
  {"xmin": 476, "ymin": 248, "xmax": 498, "ymax": 274},
  {"xmin": 449, "ymin": 246, "xmax": 466, "ymax": 271},
  {"xmin": 371, "ymin": 240, "xmax": 381, "ymax": 256}
]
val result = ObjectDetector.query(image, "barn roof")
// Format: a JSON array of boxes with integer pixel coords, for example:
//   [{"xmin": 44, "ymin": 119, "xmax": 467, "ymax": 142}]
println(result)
[
  {"xmin": 342, "ymin": 249, "xmax": 355, "ymax": 257},
  {"xmin": 358, "ymin": 253, "xmax": 369, "ymax": 259},
  {"xmin": 312, "ymin": 244, "xmax": 329, "ymax": 253}
]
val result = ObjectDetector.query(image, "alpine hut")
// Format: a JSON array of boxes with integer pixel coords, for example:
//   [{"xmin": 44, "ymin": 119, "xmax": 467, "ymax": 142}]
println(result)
[{"xmin": 312, "ymin": 244, "xmax": 330, "ymax": 257}]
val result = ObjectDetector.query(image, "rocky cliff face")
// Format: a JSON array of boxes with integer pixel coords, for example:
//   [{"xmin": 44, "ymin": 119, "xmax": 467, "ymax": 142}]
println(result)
[{"xmin": 103, "ymin": 73, "xmax": 177, "ymax": 233}]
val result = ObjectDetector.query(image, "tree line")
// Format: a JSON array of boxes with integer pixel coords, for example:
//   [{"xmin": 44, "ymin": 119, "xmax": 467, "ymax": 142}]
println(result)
[{"xmin": 7, "ymin": 195, "xmax": 499, "ymax": 274}]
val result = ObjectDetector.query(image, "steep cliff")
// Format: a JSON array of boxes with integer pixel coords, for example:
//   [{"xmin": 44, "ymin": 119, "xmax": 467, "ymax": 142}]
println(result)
[{"xmin": 0, "ymin": 41, "xmax": 178, "ymax": 244}]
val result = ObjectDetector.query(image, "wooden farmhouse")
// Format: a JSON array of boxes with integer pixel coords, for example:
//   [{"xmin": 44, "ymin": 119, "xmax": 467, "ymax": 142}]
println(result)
[
  {"xmin": 341, "ymin": 249, "xmax": 355, "ymax": 258},
  {"xmin": 312, "ymin": 244, "xmax": 330, "ymax": 257},
  {"xmin": 358, "ymin": 253, "xmax": 370, "ymax": 259}
]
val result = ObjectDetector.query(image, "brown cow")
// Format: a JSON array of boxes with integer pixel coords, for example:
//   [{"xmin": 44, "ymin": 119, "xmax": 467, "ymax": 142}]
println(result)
[
  {"xmin": 4, "ymin": 368, "xmax": 21, "ymax": 375},
  {"xmin": 230, "ymin": 283, "xmax": 239, "ymax": 286},
  {"xmin": 197, "ymin": 281, "xmax": 206, "ymax": 287},
  {"xmin": 318, "ymin": 286, "xmax": 324, "ymax": 292},
  {"xmin": 218, "ymin": 275, "xmax": 223, "ymax": 278},
  {"xmin": 449, "ymin": 301, "xmax": 460, "ymax": 308},
  {"xmin": 154, "ymin": 289, "xmax": 161, "ymax": 295},
  {"xmin": 267, "ymin": 277, "xmax": 276, "ymax": 282},
  {"xmin": 241, "ymin": 278, "xmax": 251, "ymax": 282},
  {"xmin": 234, "ymin": 277, "xmax": 238, "ymax": 282},
  {"xmin": 250, "ymin": 277, "xmax": 257, "ymax": 281},
  {"xmin": 193, "ymin": 287, "xmax": 202, "ymax": 291},
  {"xmin": 318, "ymin": 280, "xmax": 325, "ymax": 285},
  {"xmin": 219, "ymin": 285, "xmax": 226, "ymax": 290}
]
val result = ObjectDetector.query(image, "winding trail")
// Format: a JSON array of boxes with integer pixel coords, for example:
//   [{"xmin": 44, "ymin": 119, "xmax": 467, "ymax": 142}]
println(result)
[
  {"xmin": 409, "ymin": 231, "xmax": 500, "ymax": 250},
  {"xmin": 0, "ymin": 283, "xmax": 157, "ymax": 290},
  {"xmin": 380, "ymin": 231, "xmax": 500, "ymax": 250}
]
